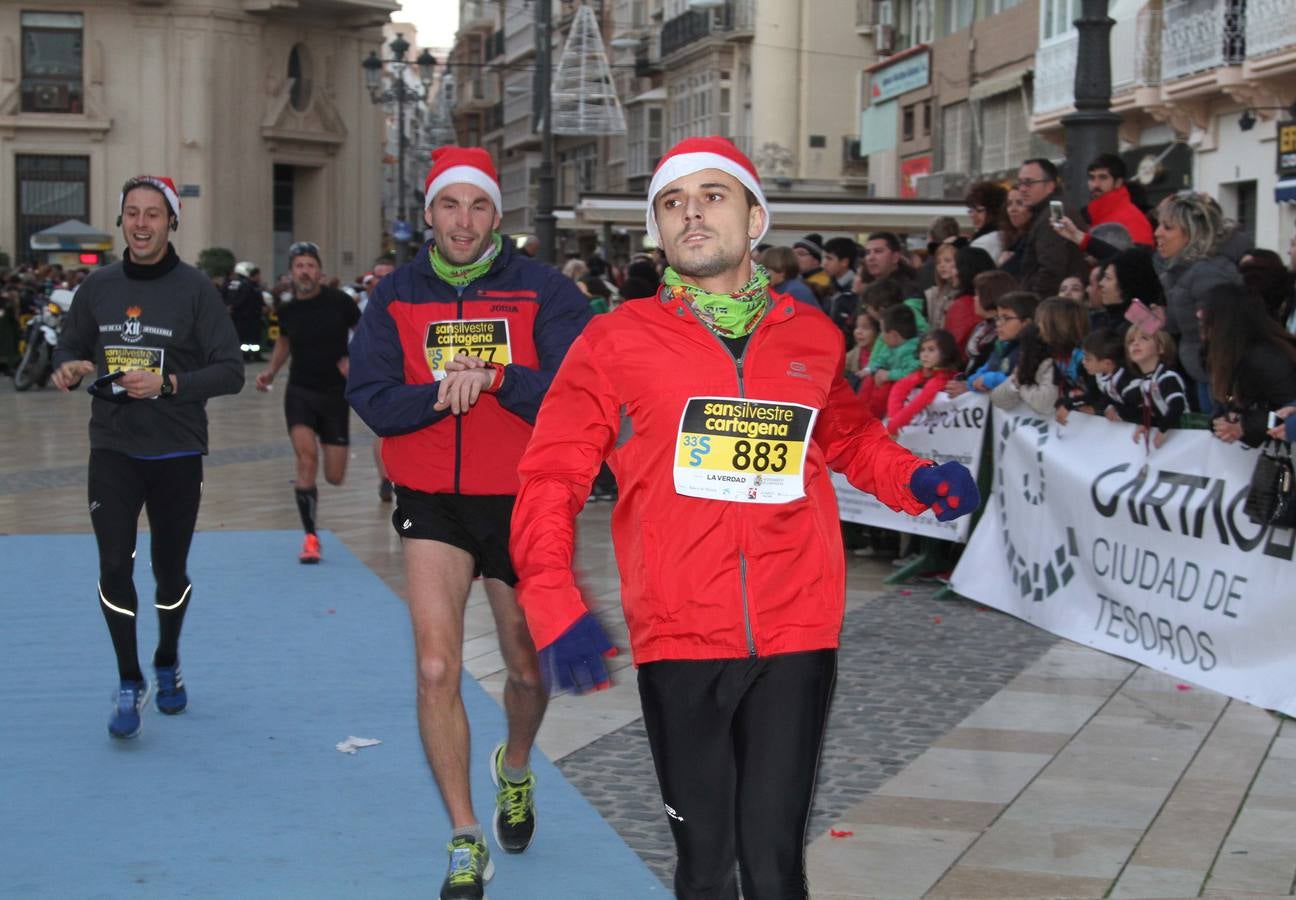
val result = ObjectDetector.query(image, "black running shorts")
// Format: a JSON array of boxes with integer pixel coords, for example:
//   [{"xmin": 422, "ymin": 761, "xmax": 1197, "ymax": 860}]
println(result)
[
  {"xmin": 391, "ymin": 488, "xmax": 518, "ymax": 585},
  {"xmin": 284, "ymin": 384, "xmax": 350, "ymax": 446}
]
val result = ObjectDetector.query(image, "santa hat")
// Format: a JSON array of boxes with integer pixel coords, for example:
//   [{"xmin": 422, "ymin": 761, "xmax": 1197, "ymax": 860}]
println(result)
[
  {"xmin": 646, "ymin": 136, "xmax": 769, "ymax": 248},
  {"xmin": 119, "ymin": 175, "xmax": 181, "ymax": 225},
  {"xmin": 424, "ymin": 146, "xmax": 502, "ymax": 212}
]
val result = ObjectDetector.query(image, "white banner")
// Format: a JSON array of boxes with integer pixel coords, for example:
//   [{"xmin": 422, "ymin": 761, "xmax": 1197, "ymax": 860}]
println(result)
[
  {"xmin": 834, "ymin": 391, "xmax": 989, "ymax": 542},
  {"xmin": 952, "ymin": 407, "xmax": 1296, "ymax": 717}
]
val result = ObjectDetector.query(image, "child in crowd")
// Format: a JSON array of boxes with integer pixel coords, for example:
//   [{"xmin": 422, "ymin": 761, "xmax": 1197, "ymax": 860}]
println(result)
[
  {"xmin": 953, "ymin": 270, "xmax": 1019, "ymax": 385},
  {"xmin": 845, "ymin": 309, "xmax": 880, "ymax": 389},
  {"xmin": 924, "ymin": 244, "xmax": 959, "ymax": 330},
  {"xmin": 957, "ymin": 290, "xmax": 1038, "ymax": 396},
  {"xmin": 858, "ymin": 304, "xmax": 921, "ymax": 418},
  {"xmin": 1057, "ymin": 327, "xmax": 1127, "ymax": 424},
  {"xmin": 1114, "ymin": 325, "xmax": 1188, "ymax": 449},
  {"xmin": 991, "ymin": 297, "xmax": 1088, "ymax": 416},
  {"xmin": 941, "ymin": 247, "xmax": 998, "ymax": 355},
  {"xmin": 886, "ymin": 329, "xmax": 960, "ymax": 435}
]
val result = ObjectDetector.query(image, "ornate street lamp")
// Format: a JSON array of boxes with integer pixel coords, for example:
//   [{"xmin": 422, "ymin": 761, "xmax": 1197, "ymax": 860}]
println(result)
[{"xmin": 362, "ymin": 33, "xmax": 438, "ymax": 264}]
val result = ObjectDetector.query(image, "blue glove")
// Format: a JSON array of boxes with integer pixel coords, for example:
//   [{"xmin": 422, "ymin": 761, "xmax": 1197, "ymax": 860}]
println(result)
[
  {"xmin": 538, "ymin": 613, "xmax": 617, "ymax": 695},
  {"xmin": 910, "ymin": 461, "xmax": 980, "ymax": 522}
]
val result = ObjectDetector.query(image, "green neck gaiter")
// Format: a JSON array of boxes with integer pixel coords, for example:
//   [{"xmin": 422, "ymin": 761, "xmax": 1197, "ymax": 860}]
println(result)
[
  {"xmin": 662, "ymin": 264, "xmax": 771, "ymax": 338},
  {"xmin": 430, "ymin": 233, "xmax": 503, "ymax": 287}
]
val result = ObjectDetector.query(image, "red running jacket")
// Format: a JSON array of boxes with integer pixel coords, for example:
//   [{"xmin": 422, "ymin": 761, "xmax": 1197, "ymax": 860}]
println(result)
[
  {"xmin": 346, "ymin": 240, "xmax": 591, "ymax": 495},
  {"xmin": 510, "ymin": 288, "xmax": 932, "ymax": 664}
]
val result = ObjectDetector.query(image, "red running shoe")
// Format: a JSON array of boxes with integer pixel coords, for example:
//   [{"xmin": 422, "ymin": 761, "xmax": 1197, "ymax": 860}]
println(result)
[{"xmin": 299, "ymin": 533, "xmax": 322, "ymax": 564}]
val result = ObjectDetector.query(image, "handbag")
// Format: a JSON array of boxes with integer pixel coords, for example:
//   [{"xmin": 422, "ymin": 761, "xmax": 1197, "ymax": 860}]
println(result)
[{"xmin": 1243, "ymin": 440, "xmax": 1296, "ymax": 528}]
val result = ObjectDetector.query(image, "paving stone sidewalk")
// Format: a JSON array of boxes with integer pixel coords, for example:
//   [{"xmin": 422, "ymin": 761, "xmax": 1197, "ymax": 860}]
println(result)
[{"xmin": 556, "ymin": 585, "xmax": 1060, "ymax": 887}]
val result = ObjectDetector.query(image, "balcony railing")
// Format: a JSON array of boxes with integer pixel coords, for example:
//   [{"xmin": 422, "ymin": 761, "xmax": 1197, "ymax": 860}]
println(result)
[
  {"xmin": 1032, "ymin": 33, "xmax": 1078, "ymax": 115},
  {"xmin": 1132, "ymin": 7, "xmax": 1164, "ymax": 87},
  {"xmin": 660, "ymin": 0, "xmax": 754, "ymax": 58},
  {"xmin": 1245, "ymin": 0, "xmax": 1296, "ymax": 57},
  {"xmin": 1161, "ymin": 0, "xmax": 1246, "ymax": 82}
]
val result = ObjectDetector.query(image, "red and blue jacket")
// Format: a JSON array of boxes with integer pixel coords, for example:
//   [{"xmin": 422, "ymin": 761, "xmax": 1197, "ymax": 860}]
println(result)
[{"xmin": 346, "ymin": 240, "xmax": 591, "ymax": 495}]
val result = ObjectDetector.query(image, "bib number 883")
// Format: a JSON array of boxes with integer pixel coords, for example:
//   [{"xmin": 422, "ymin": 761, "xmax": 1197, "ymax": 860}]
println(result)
[{"xmin": 732, "ymin": 439, "xmax": 788, "ymax": 473}]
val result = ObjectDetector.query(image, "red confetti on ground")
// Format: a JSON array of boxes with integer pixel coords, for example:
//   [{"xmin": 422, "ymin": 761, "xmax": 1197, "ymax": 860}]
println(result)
[
  {"xmin": 975, "ymin": 605, "xmax": 989, "ymax": 612},
  {"xmin": 932, "ymin": 615, "xmax": 942, "ymax": 624},
  {"xmin": 829, "ymin": 829, "xmax": 854, "ymax": 838},
  {"xmin": 898, "ymin": 589, "xmax": 913, "ymax": 596},
  {"xmin": 1176, "ymin": 683, "xmax": 1191, "ymax": 691}
]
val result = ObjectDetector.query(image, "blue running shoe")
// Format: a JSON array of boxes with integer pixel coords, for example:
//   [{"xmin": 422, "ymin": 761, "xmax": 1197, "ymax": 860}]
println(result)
[
  {"xmin": 108, "ymin": 679, "xmax": 151, "ymax": 739},
  {"xmin": 154, "ymin": 662, "xmax": 187, "ymax": 715}
]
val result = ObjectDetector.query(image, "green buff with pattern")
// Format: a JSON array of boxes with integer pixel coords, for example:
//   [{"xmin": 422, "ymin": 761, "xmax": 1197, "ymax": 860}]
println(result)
[
  {"xmin": 430, "ymin": 233, "xmax": 503, "ymax": 287},
  {"xmin": 662, "ymin": 264, "xmax": 772, "ymax": 338}
]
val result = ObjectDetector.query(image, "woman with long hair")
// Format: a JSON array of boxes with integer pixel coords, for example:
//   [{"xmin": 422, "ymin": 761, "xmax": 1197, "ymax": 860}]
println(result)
[
  {"xmin": 964, "ymin": 181, "xmax": 1009, "ymax": 262},
  {"xmin": 1155, "ymin": 192, "xmax": 1242, "ymax": 409},
  {"xmin": 998, "ymin": 187, "xmax": 1033, "ymax": 274},
  {"xmin": 1200, "ymin": 282, "xmax": 1296, "ymax": 446}
]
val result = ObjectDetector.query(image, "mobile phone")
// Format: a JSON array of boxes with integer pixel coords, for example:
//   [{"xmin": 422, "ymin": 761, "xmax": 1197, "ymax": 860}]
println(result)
[
  {"xmin": 1049, "ymin": 200, "xmax": 1064, "ymax": 222},
  {"xmin": 1270, "ymin": 411, "xmax": 1286, "ymax": 430},
  {"xmin": 1124, "ymin": 298, "xmax": 1162, "ymax": 334},
  {"xmin": 87, "ymin": 369, "xmax": 128, "ymax": 401}
]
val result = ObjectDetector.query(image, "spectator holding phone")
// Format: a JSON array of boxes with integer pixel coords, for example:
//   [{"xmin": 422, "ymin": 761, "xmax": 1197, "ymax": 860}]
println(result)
[{"xmin": 1200, "ymin": 282, "xmax": 1296, "ymax": 446}]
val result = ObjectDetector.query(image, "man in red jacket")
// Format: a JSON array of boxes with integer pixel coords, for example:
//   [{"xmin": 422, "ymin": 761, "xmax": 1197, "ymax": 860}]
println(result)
[
  {"xmin": 346, "ymin": 146, "xmax": 592, "ymax": 900},
  {"xmin": 1081, "ymin": 153, "xmax": 1154, "ymax": 248},
  {"xmin": 509, "ymin": 136, "xmax": 979, "ymax": 900}
]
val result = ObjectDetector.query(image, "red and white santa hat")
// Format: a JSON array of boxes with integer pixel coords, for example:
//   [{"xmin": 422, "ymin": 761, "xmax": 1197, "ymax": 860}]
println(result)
[
  {"xmin": 646, "ymin": 136, "xmax": 769, "ymax": 248},
  {"xmin": 119, "ymin": 175, "xmax": 181, "ymax": 225},
  {"xmin": 424, "ymin": 146, "xmax": 503, "ymax": 212}
]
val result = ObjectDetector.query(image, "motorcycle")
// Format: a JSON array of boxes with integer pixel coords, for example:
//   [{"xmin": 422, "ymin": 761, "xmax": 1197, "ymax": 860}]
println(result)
[{"xmin": 14, "ymin": 289, "xmax": 74, "ymax": 391}]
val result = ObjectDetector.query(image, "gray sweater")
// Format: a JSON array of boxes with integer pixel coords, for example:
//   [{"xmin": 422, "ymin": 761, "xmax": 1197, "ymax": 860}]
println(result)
[
  {"xmin": 1159, "ymin": 253, "xmax": 1241, "ymax": 384},
  {"xmin": 53, "ymin": 253, "xmax": 244, "ymax": 456}
]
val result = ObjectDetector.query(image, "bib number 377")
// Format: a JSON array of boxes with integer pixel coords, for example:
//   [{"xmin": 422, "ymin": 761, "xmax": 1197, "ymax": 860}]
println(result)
[{"xmin": 673, "ymin": 396, "xmax": 818, "ymax": 504}]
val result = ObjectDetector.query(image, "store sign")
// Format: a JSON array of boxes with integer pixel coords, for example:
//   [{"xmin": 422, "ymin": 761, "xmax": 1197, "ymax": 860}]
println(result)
[
  {"xmin": 871, "ymin": 51, "xmax": 930, "ymax": 104},
  {"xmin": 1278, "ymin": 121, "xmax": 1296, "ymax": 176},
  {"xmin": 900, "ymin": 154, "xmax": 932, "ymax": 199}
]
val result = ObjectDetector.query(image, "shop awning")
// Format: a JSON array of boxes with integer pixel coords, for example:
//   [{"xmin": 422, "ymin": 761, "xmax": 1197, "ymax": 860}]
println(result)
[{"xmin": 1276, "ymin": 178, "xmax": 1296, "ymax": 204}]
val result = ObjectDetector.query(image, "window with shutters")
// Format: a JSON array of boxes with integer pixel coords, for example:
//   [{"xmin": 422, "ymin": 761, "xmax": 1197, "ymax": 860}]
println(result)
[
  {"xmin": 21, "ymin": 12, "xmax": 84, "ymax": 114},
  {"xmin": 941, "ymin": 102, "xmax": 969, "ymax": 174},
  {"xmin": 977, "ymin": 91, "xmax": 1030, "ymax": 174}
]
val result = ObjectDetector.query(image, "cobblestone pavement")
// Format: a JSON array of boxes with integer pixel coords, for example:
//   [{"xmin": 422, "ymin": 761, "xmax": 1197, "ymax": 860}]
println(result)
[{"xmin": 556, "ymin": 584, "xmax": 1059, "ymax": 888}]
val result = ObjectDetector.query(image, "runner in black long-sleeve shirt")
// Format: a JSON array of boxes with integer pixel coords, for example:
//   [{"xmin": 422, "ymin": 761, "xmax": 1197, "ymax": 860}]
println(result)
[{"xmin": 51, "ymin": 175, "xmax": 244, "ymax": 740}]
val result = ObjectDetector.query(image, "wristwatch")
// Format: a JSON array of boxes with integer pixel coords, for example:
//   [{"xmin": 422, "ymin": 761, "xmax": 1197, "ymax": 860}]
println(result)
[{"xmin": 160, "ymin": 375, "xmax": 175, "ymax": 398}]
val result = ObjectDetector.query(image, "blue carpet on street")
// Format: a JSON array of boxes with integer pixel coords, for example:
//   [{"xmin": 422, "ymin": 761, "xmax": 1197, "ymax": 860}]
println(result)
[{"xmin": 0, "ymin": 531, "xmax": 664, "ymax": 898}]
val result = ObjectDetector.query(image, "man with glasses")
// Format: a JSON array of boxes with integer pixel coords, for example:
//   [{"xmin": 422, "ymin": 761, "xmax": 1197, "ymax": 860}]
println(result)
[
  {"xmin": 346, "ymin": 146, "xmax": 592, "ymax": 900},
  {"xmin": 255, "ymin": 241, "xmax": 360, "ymax": 564},
  {"xmin": 1015, "ymin": 158, "xmax": 1087, "ymax": 298}
]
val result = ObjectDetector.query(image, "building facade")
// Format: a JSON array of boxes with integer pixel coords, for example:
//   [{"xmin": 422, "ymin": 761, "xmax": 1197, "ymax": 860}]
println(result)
[
  {"xmin": 2, "ymin": 0, "xmax": 395, "ymax": 279},
  {"xmin": 1032, "ymin": 0, "xmax": 1296, "ymax": 251},
  {"xmin": 449, "ymin": 0, "xmax": 929, "ymax": 253}
]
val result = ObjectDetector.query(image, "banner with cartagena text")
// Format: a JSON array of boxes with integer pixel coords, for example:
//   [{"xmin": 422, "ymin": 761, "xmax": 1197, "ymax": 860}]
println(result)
[
  {"xmin": 951, "ymin": 407, "xmax": 1296, "ymax": 717},
  {"xmin": 833, "ymin": 391, "xmax": 989, "ymax": 542}
]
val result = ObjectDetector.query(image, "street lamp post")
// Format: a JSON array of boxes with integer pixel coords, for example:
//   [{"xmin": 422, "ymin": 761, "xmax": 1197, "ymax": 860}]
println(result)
[
  {"xmin": 363, "ymin": 34, "xmax": 438, "ymax": 265},
  {"xmin": 534, "ymin": 0, "xmax": 557, "ymax": 265},
  {"xmin": 1059, "ymin": 0, "xmax": 1121, "ymax": 213}
]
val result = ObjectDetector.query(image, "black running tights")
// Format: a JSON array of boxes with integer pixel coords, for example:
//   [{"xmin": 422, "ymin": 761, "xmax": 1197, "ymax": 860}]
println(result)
[
  {"xmin": 88, "ymin": 449, "xmax": 202, "ymax": 682},
  {"xmin": 637, "ymin": 649, "xmax": 837, "ymax": 900}
]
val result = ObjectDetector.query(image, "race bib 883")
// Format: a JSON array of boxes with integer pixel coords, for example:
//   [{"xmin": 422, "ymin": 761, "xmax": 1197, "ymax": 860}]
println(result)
[{"xmin": 674, "ymin": 396, "xmax": 818, "ymax": 504}]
